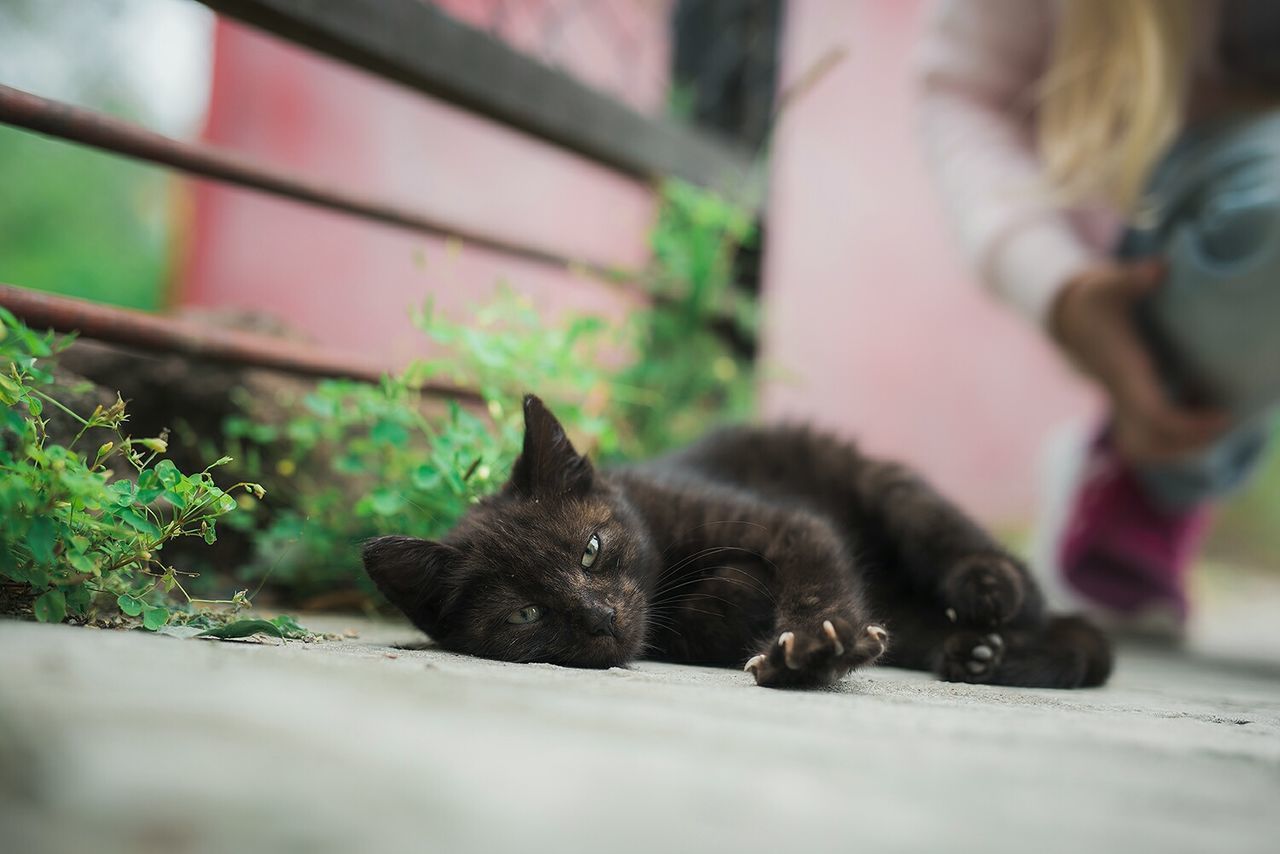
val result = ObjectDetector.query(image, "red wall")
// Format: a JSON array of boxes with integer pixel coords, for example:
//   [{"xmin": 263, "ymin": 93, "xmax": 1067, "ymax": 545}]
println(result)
[{"xmin": 182, "ymin": 6, "xmax": 671, "ymax": 368}]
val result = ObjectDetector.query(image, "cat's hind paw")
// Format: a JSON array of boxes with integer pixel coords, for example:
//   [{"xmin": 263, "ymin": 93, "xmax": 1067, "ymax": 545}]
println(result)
[
  {"xmin": 745, "ymin": 619, "xmax": 888, "ymax": 688},
  {"xmin": 942, "ymin": 554, "xmax": 1026, "ymax": 626},
  {"xmin": 938, "ymin": 630, "xmax": 1005, "ymax": 684}
]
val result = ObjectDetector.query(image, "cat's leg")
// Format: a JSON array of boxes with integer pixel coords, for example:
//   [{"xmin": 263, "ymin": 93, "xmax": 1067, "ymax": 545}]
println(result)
[
  {"xmin": 935, "ymin": 617, "xmax": 1112, "ymax": 689},
  {"xmin": 710, "ymin": 511, "xmax": 889, "ymax": 688},
  {"xmin": 667, "ymin": 428, "xmax": 1041, "ymax": 629},
  {"xmin": 850, "ymin": 458, "xmax": 1043, "ymax": 629},
  {"xmin": 622, "ymin": 472, "xmax": 890, "ymax": 688},
  {"xmin": 875, "ymin": 598, "xmax": 1112, "ymax": 689}
]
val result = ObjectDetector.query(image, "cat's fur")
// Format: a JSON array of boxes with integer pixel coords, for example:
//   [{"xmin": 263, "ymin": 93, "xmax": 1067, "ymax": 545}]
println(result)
[{"xmin": 363, "ymin": 395, "xmax": 1112, "ymax": 689}]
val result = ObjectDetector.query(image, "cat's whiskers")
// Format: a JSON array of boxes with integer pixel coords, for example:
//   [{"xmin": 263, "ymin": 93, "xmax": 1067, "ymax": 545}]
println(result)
[
  {"xmin": 395, "ymin": 491, "xmax": 439, "ymax": 519},
  {"xmin": 659, "ymin": 519, "xmax": 769, "ymax": 559},
  {"xmin": 662, "ymin": 589, "xmax": 749, "ymax": 615},
  {"xmin": 663, "ymin": 542, "xmax": 749, "ymax": 575},
  {"xmin": 667, "ymin": 605, "xmax": 720, "ymax": 620},
  {"xmin": 652, "ymin": 575, "xmax": 731, "ymax": 603},
  {"xmin": 652, "ymin": 556, "xmax": 778, "ymax": 607},
  {"xmin": 653, "ymin": 544, "xmax": 775, "ymax": 592},
  {"xmin": 653, "ymin": 576, "xmax": 774, "ymax": 613},
  {"xmin": 704, "ymin": 563, "xmax": 779, "ymax": 606},
  {"xmin": 643, "ymin": 615, "xmax": 682, "ymax": 635}
]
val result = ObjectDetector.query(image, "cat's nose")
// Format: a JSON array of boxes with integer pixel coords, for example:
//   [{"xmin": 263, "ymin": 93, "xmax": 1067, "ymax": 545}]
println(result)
[{"xmin": 585, "ymin": 605, "xmax": 617, "ymax": 638}]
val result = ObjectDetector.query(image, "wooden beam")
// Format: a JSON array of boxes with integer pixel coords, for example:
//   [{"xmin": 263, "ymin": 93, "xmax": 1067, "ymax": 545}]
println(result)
[{"xmin": 195, "ymin": 0, "xmax": 755, "ymax": 195}]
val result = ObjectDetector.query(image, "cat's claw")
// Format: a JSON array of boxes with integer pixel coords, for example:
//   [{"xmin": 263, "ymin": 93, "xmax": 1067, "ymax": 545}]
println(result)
[
  {"xmin": 779, "ymin": 631, "xmax": 800, "ymax": 669},
  {"xmin": 822, "ymin": 620, "xmax": 844, "ymax": 656},
  {"xmin": 746, "ymin": 618, "xmax": 888, "ymax": 688}
]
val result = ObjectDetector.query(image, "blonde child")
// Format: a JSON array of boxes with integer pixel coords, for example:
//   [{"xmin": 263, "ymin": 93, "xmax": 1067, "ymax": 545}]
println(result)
[{"xmin": 918, "ymin": 0, "xmax": 1280, "ymax": 631}]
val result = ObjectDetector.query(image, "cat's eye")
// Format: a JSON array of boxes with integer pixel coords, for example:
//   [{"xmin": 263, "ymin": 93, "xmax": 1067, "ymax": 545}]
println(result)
[
  {"xmin": 581, "ymin": 533, "xmax": 601, "ymax": 570},
  {"xmin": 506, "ymin": 605, "xmax": 543, "ymax": 625}
]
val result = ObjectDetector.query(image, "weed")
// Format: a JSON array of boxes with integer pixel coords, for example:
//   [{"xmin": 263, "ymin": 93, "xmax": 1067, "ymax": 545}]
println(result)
[{"xmin": 0, "ymin": 307, "xmax": 264, "ymax": 629}]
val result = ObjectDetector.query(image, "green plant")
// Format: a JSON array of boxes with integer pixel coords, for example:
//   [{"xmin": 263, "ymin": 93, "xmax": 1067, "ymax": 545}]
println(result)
[
  {"xmin": 616, "ymin": 179, "xmax": 758, "ymax": 456},
  {"xmin": 0, "ymin": 308, "xmax": 263, "ymax": 628},
  {"xmin": 227, "ymin": 180, "xmax": 759, "ymax": 601},
  {"xmin": 225, "ymin": 289, "xmax": 621, "ymax": 596}
]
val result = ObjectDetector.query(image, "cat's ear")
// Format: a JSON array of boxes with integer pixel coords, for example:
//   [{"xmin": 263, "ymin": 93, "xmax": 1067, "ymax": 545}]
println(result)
[
  {"xmin": 362, "ymin": 536, "xmax": 459, "ymax": 637},
  {"xmin": 509, "ymin": 394, "xmax": 594, "ymax": 498}
]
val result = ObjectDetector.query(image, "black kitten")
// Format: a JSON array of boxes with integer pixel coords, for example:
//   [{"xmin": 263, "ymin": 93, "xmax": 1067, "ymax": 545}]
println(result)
[{"xmin": 364, "ymin": 395, "xmax": 1112, "ymax": 689}]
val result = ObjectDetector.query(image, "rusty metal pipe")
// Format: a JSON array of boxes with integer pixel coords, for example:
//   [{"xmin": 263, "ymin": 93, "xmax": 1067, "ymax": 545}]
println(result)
[
  {"xmin": 0, "ymin": 283, "xmax": 481, "ymax": 400},
  {"xmin": 0, "ymin": 84, "xmax": 640, "ymax": 288}
]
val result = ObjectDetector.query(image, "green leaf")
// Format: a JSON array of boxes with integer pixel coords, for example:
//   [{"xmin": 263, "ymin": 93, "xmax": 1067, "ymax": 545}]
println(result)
[
  {"xmin": 370, "ymin": 419, "xmax": 409, "ymax": 446},
  {"xmin": 367, "ymin": 488, "xmax": 405, "ymax": 517},
  {"xmin": 34, "ymin": 589, "xmax": 66, "ymax": 623},
  {"xmin": 1, "ymin": 407, "xmax": 28, "ymax": 435},
  {"xmin": 269, "ymin": 614, "xmax": 312, "ymax": 639},
  {"xmin": 153, "ymin": 459, "xmax": 180, "ymax": 489},
  {"xmin": 117, "ymin": 594, "xmax": 144, "ymax": 617},
  {"xmin": 197, "ymin": 619, "xmax": 285, "ymax": 640},
  {"xmin": 25, "ymin": 516, "xmax": 57, "ymax": 564},
  {"xmin": 136, "ymin": 487, "xmax": 164, "ymax": 504},
  {"xmin": 303, "ymin": 393, "xmax": 338, "ymax": 419},
  {"xmin": 65, "ymin": 585, "xmax": 91, "ymax": 616},
  {"xmin": 285, "ymin": 420, "xmax": 320, "ymax": 445},
  {"xmin": 117, "ymin": 508, "xmax": 162, "ymax": 538},
  {"xmin": 411, "ymin": 464, "xmax": 442, "ymax": 491},
  {"xmin": 334, "ymin": 453, "xmax": 367, "ymax": 475},
  {"xmin": 141, "ymin": 605, "xmax": 170, "ymax": 631},
  {"xmin": 20, "ymin": 564, "xmax": 50, "ymax": 589},
  {"xmin": 108, "ymin": 480, "xmax": 136, "ymax": 506},
  {"xmin": 0, "ymin": 375, "xmax": 20, "ymax": 405}
]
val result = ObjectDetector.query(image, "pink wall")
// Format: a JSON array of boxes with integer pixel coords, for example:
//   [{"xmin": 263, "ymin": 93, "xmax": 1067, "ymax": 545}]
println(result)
[
  {"xmin": 760, "ymin": 0, "xmax": 1099, "ymax": 524},
  {"xmin": 180, "ymin": 0, "xmax": 1086, "ymax": 524},
  {"xmin": 182, "ymin": 4, "xmax": 671, "ymax": 368}
]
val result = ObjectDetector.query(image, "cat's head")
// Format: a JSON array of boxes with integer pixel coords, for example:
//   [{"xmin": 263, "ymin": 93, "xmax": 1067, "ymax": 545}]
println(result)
[{"xmin": 362, "ymin": 394, "xmax": 657, "ymax": 668}]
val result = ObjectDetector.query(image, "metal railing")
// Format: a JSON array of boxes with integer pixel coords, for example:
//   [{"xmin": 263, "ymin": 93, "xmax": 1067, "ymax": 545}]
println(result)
[{"xmin": 0, "ymin": 0, "xmax": 754, "ymax": 382}]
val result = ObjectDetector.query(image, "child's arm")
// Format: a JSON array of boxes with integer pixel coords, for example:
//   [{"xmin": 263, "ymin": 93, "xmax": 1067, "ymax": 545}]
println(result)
[{"xmin": 915, "ymin": 0, "xmax": 1101, "ymax": 326}]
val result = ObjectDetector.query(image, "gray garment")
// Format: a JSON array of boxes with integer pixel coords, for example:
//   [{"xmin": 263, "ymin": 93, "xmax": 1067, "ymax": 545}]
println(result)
[{"xmin": 1121, "ymin": 109, "xmax": 1280, "ymax": 509}]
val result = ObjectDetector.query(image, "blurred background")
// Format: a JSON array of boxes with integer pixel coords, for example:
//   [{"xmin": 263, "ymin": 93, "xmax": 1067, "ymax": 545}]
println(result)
[{"xmin": 1, "ymin": 0, "xmax": 1275, "ymax": 574}]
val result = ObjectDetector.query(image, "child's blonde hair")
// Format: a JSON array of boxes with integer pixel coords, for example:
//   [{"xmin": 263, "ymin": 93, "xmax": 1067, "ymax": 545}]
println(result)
[{"xmin": 1037, "ymin": 0, "xmax": 1194, "ymax": 214}]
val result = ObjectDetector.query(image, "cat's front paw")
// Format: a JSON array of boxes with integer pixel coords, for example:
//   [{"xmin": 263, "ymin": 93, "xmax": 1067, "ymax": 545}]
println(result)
[
  {"xmin": 942, "ymin": 554, "xmax": 1025, "ymax": 626},
  {"xmin": 744, "ymin": 619, "xmax": 888, "ymax": 688},
  {"xmin": 938, "ymin": 630, "xmax": 1005, "ymax": 684}
]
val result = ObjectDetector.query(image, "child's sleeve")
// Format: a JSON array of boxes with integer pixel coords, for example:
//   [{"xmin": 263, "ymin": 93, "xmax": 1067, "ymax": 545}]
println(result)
[{"xmin": 915, "ymin": 0, "xmax": 1103, "ymax": 327}]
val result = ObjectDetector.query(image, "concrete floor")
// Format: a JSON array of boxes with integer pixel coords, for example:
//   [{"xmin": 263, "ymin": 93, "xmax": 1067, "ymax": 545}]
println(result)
[{"xmin": 2, "ymin": 584, "xmax": 1278, "ymax": 854}]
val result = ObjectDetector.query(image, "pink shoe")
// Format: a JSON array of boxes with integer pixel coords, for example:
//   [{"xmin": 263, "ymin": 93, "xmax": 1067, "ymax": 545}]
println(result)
[{"xmin": 1059, "ymin": 432, "xmax": 1210, "ymax": 630}]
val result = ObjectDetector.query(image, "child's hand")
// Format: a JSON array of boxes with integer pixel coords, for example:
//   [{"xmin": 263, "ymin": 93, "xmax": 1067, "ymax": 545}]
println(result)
[{"xmin": 1050, "ymin": 260, "xmax": 1230, "ymax": 463}]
